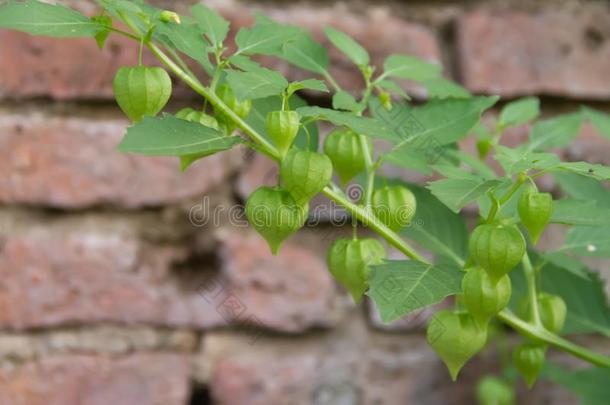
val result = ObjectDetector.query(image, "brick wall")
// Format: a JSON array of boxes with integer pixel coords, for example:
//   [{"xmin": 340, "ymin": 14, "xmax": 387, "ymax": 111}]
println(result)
[{"xmin": 1, "ymin": 0, "xmax": 609, "ymax": 404}]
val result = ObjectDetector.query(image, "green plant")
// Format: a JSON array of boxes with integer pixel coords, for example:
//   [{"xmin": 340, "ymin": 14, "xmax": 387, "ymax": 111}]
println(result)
[
  {"xmin": 2, "ymin": 0, "xmax": 610, "ymax": 399},
  {"xmin": 513, "ymin": 343, "xmax": 546, "ymax": 388}
]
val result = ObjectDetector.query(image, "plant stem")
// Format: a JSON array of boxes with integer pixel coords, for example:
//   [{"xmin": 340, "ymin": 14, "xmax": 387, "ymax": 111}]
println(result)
[
  {"xmin": 147, "ymin": 42, "xmax": 280, "ymax": 161},
  {"xmin": 522, "ymin": 252, "xmax": 542, "ymax": 327},
  {"xmin": 486, "ymin": 173, "xmax": 526, "ymax": 223},
  {"xmin": 121, "ymin": 27, "xmax": 610, "ymax": 369},
  {"xmin": 322, "ymin": 186, "xmax": 427, "ymax": 262},
  {"xmin": 357, "ymin": 77, "xmax": 376, "ymax": 208},
  {"xmin": 498, "ymin": 310, "xmax": 610, "ymax": 367},
  {"xmin": 323, "ymin": 71, "xmax": 341, "ymax": 92}
]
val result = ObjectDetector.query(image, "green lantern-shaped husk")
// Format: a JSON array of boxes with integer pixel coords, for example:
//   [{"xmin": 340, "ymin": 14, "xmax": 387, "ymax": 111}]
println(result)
[
  {"xmin": 476, "ymin": 377, "xmax": 515, "ymax": 405},
  {"xmin": 427, "ymin": 310, "xmax": 487, "ymax": 381},
  {"xmin": 113, "ymin": 66, "xmax": 172, "ymax": 122},
  {"xmin": 462, "ymin": 266, "xmax": 512, "ymax": 325},
  {"xmin": 513, "ymin": 343, "xmax": 546, "ymax": 389},
  {"xmin": 245, "ymin": 186, "xmax": 308, "ymax": 255},
  {"xmin": 469, "ymin": 223, "xmax": 526, "ymax": 283},
  {"xmin": 175, "ymin": 108, "xmax": 222, "ymax": 171},
  {"xmin": 518, "ymin": 187, "xmax": 553, "ymax": 245},
  {"xmin": 538, "ymin": 293, "xmax": 567, "ymax": 334},
  {"xmin": 176, "ymin": 108, "xmax": 220, "ymax": 129},
  {"xmin": 372, "ymin": 185, "xmax": 417, "ymax": 232},
  {"xmin": 215, "ymin": 84, "xmax": 252, "ymax": 131},
  {"xmin": 280, "ymin": 149, "xmax": 333, "ymax": 204},
  {"xmin": 327, "ymin": 238, "xmax": 386, "ymax": 303},
  {"xmin": 266, "ymin": 110, "xmax": 301, "ymax": 158},
  {"xmin": 323, "ymin": 128, "xmax": 369, "ymax": 185}
]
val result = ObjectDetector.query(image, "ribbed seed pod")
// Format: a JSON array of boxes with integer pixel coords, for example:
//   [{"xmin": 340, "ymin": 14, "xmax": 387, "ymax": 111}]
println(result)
[
  {"xmin": 175, "ymin": 108, "xmax": 219, "ymax": 129},
  {"xmin": 513, "ymin": 344, "xmax": 546, "ymax": 388},
  {"xmin": 280, "ymin": 149, "xmax": 333, "ymax": 204},
  {"xmin": 113, "ymin": 66, "xmax": 172, "ymax": 122},
  {"xmin": 476, "ymin": 377, "xmax": 515, "ymax": 405},
  {"xmin": 323, "ymin": 129, "xmax": 369, "ymax": 185},
  {"xmin": 518, "ymin": 187, "xmax": 553, "ymax": 245},
  {"xmin": 538, "ymin": 293, "xmax": 567, "ymax": 334},
  {"xmin": 462, "ymin": 267, "xmax": 512, "ymax": 325},
  {"xmin": 327, "ymin": 238, "xmax": 386, "ymax": 303},
  {"xmin": 245, "ymin": 187, "xmax": 308, "ymax": 255},
  {"xmin": 215, "ymin": 84, "xmax": 252, "ymax": 131},
  {"xmin": 372, "ymin": 185, "xmax": 417, "ymax": 231},
  {"xmin": 469, "ymin": 223, "xmax": 526, "ymax": 283},
  {"xmin": 266, "ymin": 110, "xmax": 301, "ymax": 158},
  {"xmin": 427, "ymin": 311, "xmax": 487, "ymax": 381},
  {"xmin": 175, "ymin": 108, "xmax": 222, "ymax": 171}
]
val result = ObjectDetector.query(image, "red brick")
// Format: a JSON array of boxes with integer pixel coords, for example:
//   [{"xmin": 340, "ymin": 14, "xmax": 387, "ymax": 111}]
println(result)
[
  {"xmin": 0, "ymin": 221, "xmax": 344, "ymax": 332},
  {"xmin": 216, "ymin": 227, "xmax": 347, "ymax": 332},
  {"xmin": 457, "ymin": 8, "xmax": 610, "ymax": 99},
  {"xmin": 0, "ymin": 353, "xmax": 190, "ymax": 405},
  {"xmin": 205, "ymin": 326, "xmax": 510, "ymax": 405},
  {"xmin": 0, "ymin": 112, "xmax": 240, "ymax": 208},
  {"xmin": 218, "ymin": 3, "xmax": 442, "ymax": 95},
  {"xmin": 0, "ymin": 229, "xmax": 219, "ymax": 329},
  {"xmin": 0, "ymin": 3, "xmax": 441, "ymax": 100},
  {"xmin": 0, "ymin": 31, "xmax": 144, "ymax": 100}
]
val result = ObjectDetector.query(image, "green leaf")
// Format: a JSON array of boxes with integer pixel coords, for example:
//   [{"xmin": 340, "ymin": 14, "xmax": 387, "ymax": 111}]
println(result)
[
  {"xmin": 97, "ymin": 0, "xmax": 143, "ymax": 15},
  {"xmin": 248, "ymin": 96, "xmax": 319, "ymax": 151},
  {"xmin": 190, "ymin": 4, "xmax": 229, "ymax": 47},
  {"xmin": 235, "ymin": 20, "xmax": 301, "ymax": 56},
  {"xmin": 582, "ymin": 106, "xmax": 610, "ymax": 140},
  {"xmin": 368, "ymin": 260, "xmax": 463, "ymax": 323},
  {"xmin": 381, "ymin": 54, "xmax": 442, "ymax": 82},
  {"xmin": 543, "ymin": 364, "xmax": 610, "ymax": 405},
  {"xmin": 527, "ymin": 112, "xmax": 583, "ymax": 152},
  {"xmin": 287, "ymin": 79, "xmax": 328, "ymax": 96},
  {"xmin": 555, "ymin": 161, "xmax": 610, "ymax": 181},
  {"xmin": 379, "ymin": 96, "xmax": 499, "ymax": 158},
  {"xmin": 332, "ymin": 91, "xmax": 358, "ymax": 111},
  {"xmin": 427, "ymin": 168, "xmax": 505, "ymax": 213},
  {"xmin": 324, "ymin": 26, "xmax": 369, "ymax": 66},
  {"xmin": 228, "ymin": 55, "xmax": 261, "ymax": 71},
  {"xmin": 225, "ymin": 67, "xmax": 289, "ymax": 101},
  {"xmin": 422, "ymin": 77, "xmax": 470, "ymax": 99},
  {"xmin": 554, "ymin": 172, "xmax": 610, "ymax": 208},
  {"xmin": 551, "ymin": 199, "xmax": 610, "ymax": 226},
  {"xmin": 559, "ymin": 226, "xmax": 610, "ymax": 258},
  {"xmin": 297, "ymin": 106, "xmax": 396, "ymax": 141},
  {"xmin": 541, "ymin": 261, "xmax": 610, "ymax": 335},
  {"xmin": 0, "ymin": 0, "xmax": 103, "ymax": 37},
  {"xmin": 376, "ymin": 79, "xmax": 410, "ymax": 100},
  {"xmin": 510, "ymin": 257, "xmax": 610, "ymax": 336},
  {"xmin": 499, "ymin": 97, "xmax": 540, "ymax": 128},
  {"xmin": 155, "ymin": 22, "xmax": 213, "ymax": 74},
  {"xmin": 281, "ymin": 34, "xmax": 329, "ymax": 75},
  {"xmin": 92, "ymin": 15, "xmax": 112, "ymax": 49},
  {"xmin": 118, "ymin": 114, "xmax": 242, "ymax": 156},
  {"xmin": 400, "ymin": 184, "xmax": 469, "ymax": 266},
  {"xmin": 493, "ymin": 146, "xmax": 560, "ymax": 175}
]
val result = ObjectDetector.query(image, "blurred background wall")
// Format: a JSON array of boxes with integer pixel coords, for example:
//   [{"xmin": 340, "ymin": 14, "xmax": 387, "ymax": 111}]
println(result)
[{"xmin": 0, "ymin": 0, "xmax": 609, "ymax": 404}]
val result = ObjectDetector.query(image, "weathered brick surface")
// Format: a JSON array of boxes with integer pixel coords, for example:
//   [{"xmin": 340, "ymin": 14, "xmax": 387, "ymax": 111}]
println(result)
[
  {"xmin": 215, "ymin": 227, "xmax": 348, "ymax": 332},
  {"xmin": 0, "ymin": 353, "xmax": 190, "ymax": 405},
  {"xmin": 0, "ymin": 220, "xmax": 344, "ymax": 332},
  {"xmin": 203, "ymin": 319, "xmax": 578, "ymax": 405},
  {"xmin": 457, "ymin": 8, "xmax": 610, "ymax": 99},
  {"xmin": 0, "ymin": 31, "xmax": 138, "ymax": 100},
  {"xmin": 220, "ymin": 0, "xmax": 442, "ymax": 94},
  {"xmin": 0, "ymin": 1, "xmax": 441, "ymax": 99},
  {"xmin": 0, "ymin": 112, "xmax": 240, "ymax": 208}
]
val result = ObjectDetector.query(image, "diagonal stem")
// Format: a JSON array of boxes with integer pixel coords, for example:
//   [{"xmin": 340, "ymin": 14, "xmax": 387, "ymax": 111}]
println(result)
[{"xmin": 114, "ymin": 20, "xmax": 610, "ymax": 369}]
